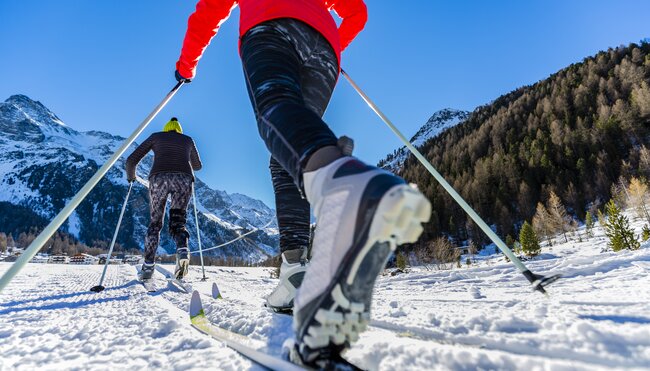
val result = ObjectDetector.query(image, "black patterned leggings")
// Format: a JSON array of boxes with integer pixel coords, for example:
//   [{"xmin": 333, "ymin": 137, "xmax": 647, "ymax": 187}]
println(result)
[
  {"xmin": 145, "ymin": 172, "xmax": 193, "ymax": 264},
  {"xmin": 241, "ymin": 18, "xmax": 339, "ymax": 255}
]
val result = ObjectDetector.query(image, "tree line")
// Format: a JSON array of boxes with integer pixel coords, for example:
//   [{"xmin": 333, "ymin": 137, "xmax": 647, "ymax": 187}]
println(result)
[
  {"xmin": 0, "ymin": 228, "xmax": 139, "ymax": 257},
  {"xmin": 394, "ymin": 41, "xmax": 650, "ymax": 251}
]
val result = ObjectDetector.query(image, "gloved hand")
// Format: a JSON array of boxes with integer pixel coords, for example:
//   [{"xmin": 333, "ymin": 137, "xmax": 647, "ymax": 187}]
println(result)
[
  {"xmin": 127, "ymin": 175, "xmax": 136, "ymax": 183},
  {"xmin": 175, "ymin": 70, "xmax": 192, "ymax": 83}
]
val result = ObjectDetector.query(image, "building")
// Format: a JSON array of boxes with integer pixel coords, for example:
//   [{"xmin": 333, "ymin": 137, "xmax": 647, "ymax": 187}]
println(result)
[
  {"xmin": 31, "ymin": 254, "xmax": 50, "ymax": 264},
  {"xmin": 122, "ymin": 255, "xmax": 142, "ymax": 265},
  {"xmin": 70, "ymin": 254, "xmax": 98, "ymax": 265},
  {"xmin": 48, "ymin": 255, "xmax": 69, "ymax": 264},
  {"xmin": 97, "ymin": 255, "xmax": 122, "ymax": 265}
]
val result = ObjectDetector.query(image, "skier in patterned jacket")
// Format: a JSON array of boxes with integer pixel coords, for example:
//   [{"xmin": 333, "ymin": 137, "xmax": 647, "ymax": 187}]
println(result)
[
  {"xmin": 125, "ymin": 117, "xmax": 202, "ymax": 281},
  {"xmin": 174, "ymin": 0, "xmax": 431, "ymax": 366}
]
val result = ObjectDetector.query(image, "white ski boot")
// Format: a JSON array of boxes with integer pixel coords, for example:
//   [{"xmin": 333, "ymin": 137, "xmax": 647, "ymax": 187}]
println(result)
[
  {"xmin": 266, "ymin": 249, "xmax": 308, "ymax": 313},
  {"xmin": 292, "ymin": 157, "xmax": 431, "ymax": 365}
]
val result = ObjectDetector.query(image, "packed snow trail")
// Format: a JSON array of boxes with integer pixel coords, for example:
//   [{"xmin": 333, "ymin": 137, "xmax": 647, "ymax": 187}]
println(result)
[
  {"xmin": 0, "ymin": 264, "xmax": 255, "ymax": 370},
  {"xmin": 1, "ymin": 221, "xmax": 650, "ymax": 370}
]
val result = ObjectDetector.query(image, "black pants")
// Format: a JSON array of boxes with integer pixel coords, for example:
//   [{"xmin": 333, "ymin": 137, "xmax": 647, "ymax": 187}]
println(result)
[
  {"xmin": 145, "ymin": 172, "xmax": 193, "ymax": 264},
  {"xmin": 241, "ymin": 19, "xmax": 339, "ymax": 254}
]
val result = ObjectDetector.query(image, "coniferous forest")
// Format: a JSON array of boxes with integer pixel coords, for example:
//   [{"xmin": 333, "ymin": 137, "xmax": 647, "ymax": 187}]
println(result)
[{"xmin": 397, "ymin": 42, "xmax": 650, "ymax": 249}]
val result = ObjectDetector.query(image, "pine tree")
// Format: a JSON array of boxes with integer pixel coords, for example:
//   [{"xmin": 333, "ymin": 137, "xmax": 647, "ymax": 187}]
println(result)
[
  {"xmin": 7, "ymin": 234, "xmax": 15, "ymax": 250},
  {"xmin": 604, "ymin": 200, "xmax": 640, "ymax": 251},
  {"xmin": 532, "ymin": 202, "xmax": 553, "ymax": 246},
  {"xmin": 611, "ymin": 178, "xmax": 629, "ymax": 209},
  {"xmin": 585, "ymin": 211, "xmax": 595, "ymax": 237},
  {"xmin": 468, "ymin": 240, "xmax": 478, "ymax": 264},
  {"xmin": 597, "ymin": 209, "xmax": 607, "ymax": 230},
  {"xmin": 395, "ymin": 251, "xmax": 407, "ymax": 271},
  {"xmin": 642, "ymin": 225, "xmax": 650, "ymax": 242},
  {"xmin": 548, "ymin": 192, "xmax": 573, "ymax": 243},
  {"xmin": 17, "ymin": 232, "xmax": 27, "ymax": 248},
  {"xmin": 519, "ymin": 221, "xmax": 541, "ymax": 256},
  {"xmin": 0, "ymin": 233, "xmax": 6, "ymax": 253},
  {"xmin": 627, "ymin": 177, "xmax": 650, "ymax": 223}
]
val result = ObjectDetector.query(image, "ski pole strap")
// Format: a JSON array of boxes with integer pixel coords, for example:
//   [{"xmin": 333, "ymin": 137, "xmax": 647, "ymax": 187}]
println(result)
[
  {"xmin": 0, "ymin": 82, "xmax": 184, "ymax": 293},
  {"xmin": 340, "ymin": 69, "xmax": 559, "ymax": 294}
]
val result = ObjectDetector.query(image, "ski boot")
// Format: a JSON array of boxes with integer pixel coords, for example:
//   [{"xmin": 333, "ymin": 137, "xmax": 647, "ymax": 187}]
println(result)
[
  {"xmin": 138, "ymin": 263, "xmax": 155, "ymax": 281},
  {"xmin": 175, "ymin": 247, "xmax": 190, "ymax": 280},
  {"xmin": 266, "ymin": 249, "xmax": 308, "ymax": 314},
  {"xmin": 292, "ymin": 156, "xmax": 431, "ymax": 366}
]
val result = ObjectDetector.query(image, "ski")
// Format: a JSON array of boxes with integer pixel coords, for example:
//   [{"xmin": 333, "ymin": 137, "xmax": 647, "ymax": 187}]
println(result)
[
  {"xmin": 135, "ymin": 265, "xmax": 158, "ymax": 292},
  {"xmin": 189, "ymin": 290, "xmax": 310, "ymax": 371},
  {"xmin": 211, "ymin": 282, "xmax": 222, "ymax": 299},
  {"xmin": 198, "ymin": 296, "xmax": 362, "ymax": 369},
  {"xmin": 154, "ymin": 264, "xmax": 192, "ymax": 293},
  {"xmin": 141, "ymin": 279, "xmax": 158, "ymax": 292}
]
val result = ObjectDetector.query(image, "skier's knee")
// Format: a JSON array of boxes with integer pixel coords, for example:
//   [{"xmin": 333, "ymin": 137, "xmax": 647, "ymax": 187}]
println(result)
[{"xmin": 147, "ymin": 221, "xmax": 163, "ymax": 235}]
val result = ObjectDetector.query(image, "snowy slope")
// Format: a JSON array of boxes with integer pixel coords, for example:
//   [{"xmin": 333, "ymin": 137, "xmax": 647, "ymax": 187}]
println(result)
[
  {"xmin": 379, "ymin": 108, "xmax": 469, "ymax": 172},
  {"xmin": 1, "ymin": 210, "xmax": 648, "ymax": 370},
  {"xmin": 0, "ymin": 95, "xmax": 278, "ymax": 261}
]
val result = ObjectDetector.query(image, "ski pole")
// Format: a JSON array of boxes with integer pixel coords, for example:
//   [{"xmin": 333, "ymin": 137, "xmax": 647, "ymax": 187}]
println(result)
[
  {"xmin": 90, "ymin": 182, "xmax": 134, "ymax": 292},
  {"xmin": 0, "ymin": 81, "xmax": 184, "ymax": 294},
  {"xmin": 194, "ymin": 218, "xmax": 275, "ymax": 254},
  {"xmin": 191, "ymin": 182, "xmax": 207, "ymax": 281},
  {"xmin": 341, "ymin": 69, "xmax": 560, "ymax": 294}
]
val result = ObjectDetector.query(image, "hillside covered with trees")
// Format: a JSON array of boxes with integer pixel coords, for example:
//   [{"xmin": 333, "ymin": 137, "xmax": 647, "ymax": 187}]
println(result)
[{"xmin": 398, "ymin": 41, "xmax": 650, "ymax": 249}]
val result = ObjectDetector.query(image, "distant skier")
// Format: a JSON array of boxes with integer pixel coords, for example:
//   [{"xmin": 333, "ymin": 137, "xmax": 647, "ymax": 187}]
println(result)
[
  {"xmin": 126, "ymin": 117, "xmax": 202, "ymax": 281},
  {"xmin": 174, "ymin": 0, "xmax": 431, "ymax": 366}
]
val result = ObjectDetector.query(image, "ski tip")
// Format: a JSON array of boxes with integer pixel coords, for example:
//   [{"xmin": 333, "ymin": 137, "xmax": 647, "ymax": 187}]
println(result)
[
  {"xmin": 189, "ymin": 290, "xmax": 204, "ymax": 318},
  {"xmin": 212, "ymin": 282, "xmax": 222, "ymax": 299}
]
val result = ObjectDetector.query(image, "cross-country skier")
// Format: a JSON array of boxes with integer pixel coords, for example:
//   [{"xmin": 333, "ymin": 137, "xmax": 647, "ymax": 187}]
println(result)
[
  {"xmin": 174, "ymin": 0, "xmax": 431, "ymax": 366},
  {"xmin": 265, "ymin": 135, "xmax": 353, "ymax": 314},
  {"xmin": 126, "ymin": 117, "xmax": 203, "ymax": 281}
]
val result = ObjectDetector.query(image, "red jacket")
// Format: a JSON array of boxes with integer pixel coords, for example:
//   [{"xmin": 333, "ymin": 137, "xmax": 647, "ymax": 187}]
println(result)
[{"xmin": 176, "ymin": 0, "xmax": 368, "ymax": 79}]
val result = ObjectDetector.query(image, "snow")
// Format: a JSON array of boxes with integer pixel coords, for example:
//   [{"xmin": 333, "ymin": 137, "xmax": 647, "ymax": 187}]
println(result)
[
  {"xmin": 67, "ymin": 211, "xmax": 81, "ymax": 237},
  {"xmin": 1, "ymin": 215, "xmax": 649, "ymax": 370}
]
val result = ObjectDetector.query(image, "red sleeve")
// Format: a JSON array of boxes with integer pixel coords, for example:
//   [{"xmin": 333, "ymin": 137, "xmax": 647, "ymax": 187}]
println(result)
[
  {"xmin": 176, "ymin": 0, "xmax": 238, "ymax": 79},
  {"xmin": 329, "ymin": 0, "xmax": 368, "ymax": 52}
]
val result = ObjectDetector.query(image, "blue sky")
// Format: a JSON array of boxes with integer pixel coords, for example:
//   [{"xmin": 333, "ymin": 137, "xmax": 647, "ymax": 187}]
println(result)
[{"xmin": 1, "ymin": 1, "xmax": 648, "ymax": 207}]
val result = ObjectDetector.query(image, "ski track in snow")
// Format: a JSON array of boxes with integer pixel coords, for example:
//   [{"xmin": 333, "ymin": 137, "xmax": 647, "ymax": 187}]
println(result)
[
  {"xmin": 1, "ymin": 218, "xmax": 650, "ymax": 370},
  {"xmin": 0, "ymin": 264, "xmax": 251, "ymax": 371}
]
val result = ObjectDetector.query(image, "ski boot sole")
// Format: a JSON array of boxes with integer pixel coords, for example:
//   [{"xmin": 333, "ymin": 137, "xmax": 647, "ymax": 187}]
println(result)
[
  {"xmin": 296, "ymin": 183, "xmax": 431, "ymax": 364},
  {"xmin": 175, "ymin": 258, "xmax": 189, "ymax": 280}
]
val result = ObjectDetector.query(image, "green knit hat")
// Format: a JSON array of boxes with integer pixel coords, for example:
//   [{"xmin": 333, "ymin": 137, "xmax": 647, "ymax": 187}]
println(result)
[{"xmin": 163, "ymin": 117, "xmax": 183, "ymax": 134}]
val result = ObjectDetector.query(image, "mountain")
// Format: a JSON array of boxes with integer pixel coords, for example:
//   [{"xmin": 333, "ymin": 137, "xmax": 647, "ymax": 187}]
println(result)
[
  {"xmin": 396, "ymin": 41, "xmax": 650, "ymax": 245},
  {"xmin": 0, "ymin": 94, "xmax": 279, "ymax": 262},
  {"xmin": 378, "ymin": 108, "xmax": 470, "ymax": 172}
]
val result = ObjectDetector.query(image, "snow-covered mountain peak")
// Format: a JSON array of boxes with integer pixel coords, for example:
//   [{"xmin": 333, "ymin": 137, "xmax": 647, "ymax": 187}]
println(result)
[
  {"xmin": 5, "ymin": 94, "xmax": 68, "ymax": 129},
  {"xmin": 379, "ymin": 108, "xmax": 470, "ymax": 172},
  {"xmin": 410, "ymin": 108, "xmax": 470, "ymax": 147},
  {"xmin": 0, "ymin": 95, "xmax": 74, "ymax": 143}
]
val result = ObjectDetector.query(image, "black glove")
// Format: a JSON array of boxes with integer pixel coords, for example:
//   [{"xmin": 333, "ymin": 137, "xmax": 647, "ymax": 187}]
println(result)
[
  {"xmin": 127, "ymin": 175, "xmax": 135, "ymax": 183},
  {"xmin": 175, "ymin": 70, "xmax": 192, "ymax": 83}
]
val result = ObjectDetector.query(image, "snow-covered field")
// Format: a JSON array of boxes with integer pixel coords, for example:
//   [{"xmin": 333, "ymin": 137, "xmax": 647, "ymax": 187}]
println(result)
[{"xmin": 1, "ymin": 220, "xmax": 649, "ymax": 370}]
